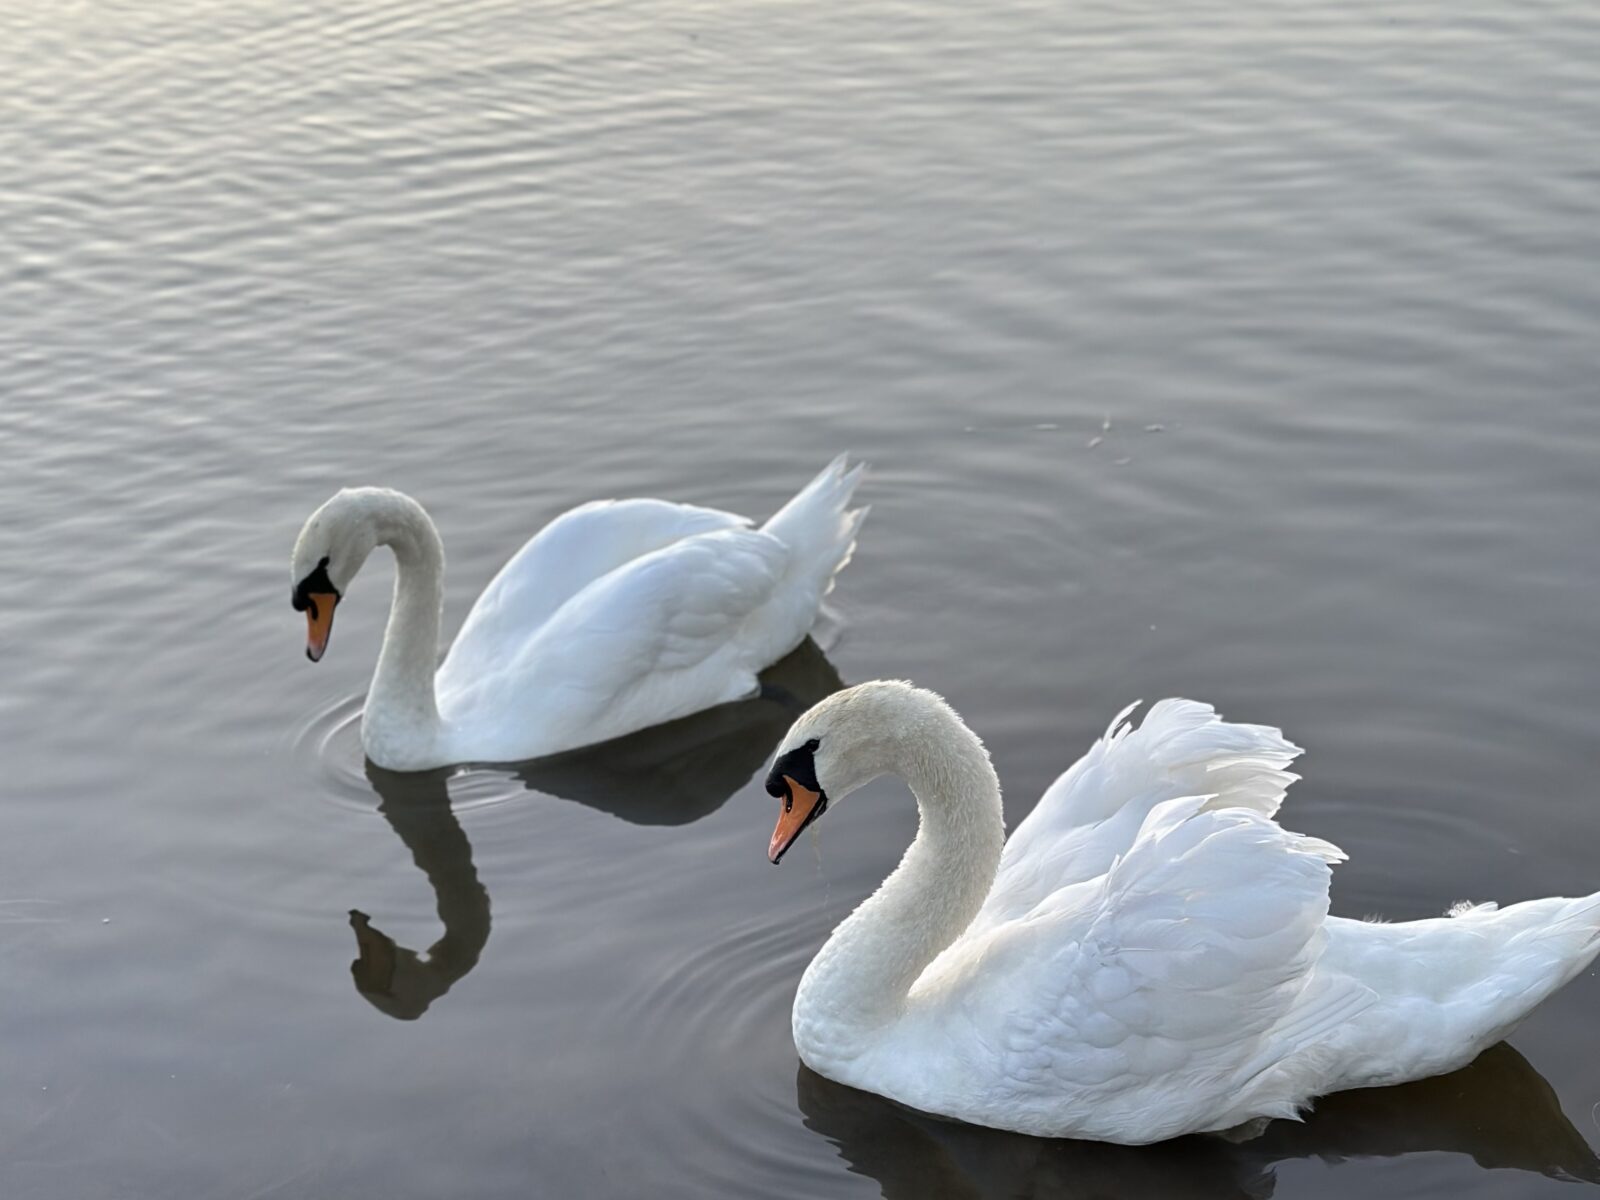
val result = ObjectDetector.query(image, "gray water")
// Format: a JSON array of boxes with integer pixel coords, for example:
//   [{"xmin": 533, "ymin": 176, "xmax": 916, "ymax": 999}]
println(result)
[{"xmin": 5, "ymin": 0, "xmax": 1600, "ymax": 1196}]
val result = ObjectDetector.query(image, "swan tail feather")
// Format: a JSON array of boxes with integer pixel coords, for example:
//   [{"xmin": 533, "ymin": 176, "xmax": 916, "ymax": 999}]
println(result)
[
  {"xmin": 762, "ymin": 453, "xmax": 868, "ymax": 599},
  {"xmin": 1463, "ymin": 892, "xmax": 1600, "ymax": 1049},
  {"xmin": 1327, "ymin": 891, "xmax": 1600, "ymax": 1086}
]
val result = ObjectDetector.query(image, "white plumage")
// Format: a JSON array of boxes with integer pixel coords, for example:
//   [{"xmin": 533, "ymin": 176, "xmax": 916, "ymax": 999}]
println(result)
[
  {"xmin": 289, "ymin": 456, "xmax": 866, "ymax": 771},
  {"xmin": 766, "ymin": 681, "xmax": 1600, "ymax": 1144}
]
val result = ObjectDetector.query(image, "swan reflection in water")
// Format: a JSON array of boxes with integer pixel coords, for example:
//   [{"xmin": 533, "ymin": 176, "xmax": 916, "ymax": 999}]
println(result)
[
  {"xmin": 796, "ymin": 1041, "xmax": 1600, "ymax": 1198},
  {"xmin": 349, "ymin": 638, "xmax": 845, "ymax": 1019}
]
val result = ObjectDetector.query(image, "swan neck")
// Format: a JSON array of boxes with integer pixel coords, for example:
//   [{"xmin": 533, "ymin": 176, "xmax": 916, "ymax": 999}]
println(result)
[
  {"xmin": 366, "ymin": 499, "xmax": 445, "ymax": 750},
  {"xmin": 799, "ymin": 714, "xmax": 1005, "ymax": 1037}
]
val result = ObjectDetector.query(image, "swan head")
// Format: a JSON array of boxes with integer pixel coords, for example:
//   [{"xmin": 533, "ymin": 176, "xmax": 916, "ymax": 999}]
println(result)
[
  {"xmin": 290, "ymin": 489, "xmax": 386, "ymax": 661},
  {"xmin": 765, "ymin": 680, "xmax": 934, "ymax": 863}
]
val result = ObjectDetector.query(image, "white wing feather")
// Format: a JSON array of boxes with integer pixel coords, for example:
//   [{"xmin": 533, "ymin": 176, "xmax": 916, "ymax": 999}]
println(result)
[
  {"xmin": 439, "ymin": 526, "xmax": 789, "ymax": 753},
  {"xmin": 918, "ymin": 794, "xmax": 1371, "ymax": 1139},
  {"xmin": 440, "ymin": 498, "xmax": 747, "ymax": 684},
  {"xmin": 969, "ymin": 699, "xmax": 1302, "ymax": 936}
]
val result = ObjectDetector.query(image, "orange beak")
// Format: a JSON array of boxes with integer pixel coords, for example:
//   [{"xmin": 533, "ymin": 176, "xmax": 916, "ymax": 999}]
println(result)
[
  {"xmin": 304, "ymin": 592, "xmax": 339, "ymax": 662},
  {"xmin": 769, "ymin": 775, "xmax": 826, "ymax": 864}
]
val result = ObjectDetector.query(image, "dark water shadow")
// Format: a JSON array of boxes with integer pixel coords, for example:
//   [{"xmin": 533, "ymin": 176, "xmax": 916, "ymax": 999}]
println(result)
[
  {"xmin": 348, "ymin": 770, "xmax": 490, "ymax": 1021},
  {"xmin": 348, "ymin": 638, "xmax": 845, "ymax": 1019},
  {"xmin": 501, "ymin": 635, "xmax": 845, "ymax": 826},
  {"xmin": 795, "ymin": 1042, "xmax": 1600, "ymax": 1199}
]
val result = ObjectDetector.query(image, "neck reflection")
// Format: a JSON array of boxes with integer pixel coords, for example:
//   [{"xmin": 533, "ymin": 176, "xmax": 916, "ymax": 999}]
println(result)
[
  {"xmin": 351, "ymin": 763, "xmax": 490, "ymax": 1021},
  {"xmin": 347, "ymin": 637, "xmax": 846, "ymax": 1019}
]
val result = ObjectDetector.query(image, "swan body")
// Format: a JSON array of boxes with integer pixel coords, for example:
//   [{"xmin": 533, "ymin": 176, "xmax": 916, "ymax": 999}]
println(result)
[
  {"xmin": 764, "ymin": 682, "xmax": 1600, "ymax": 1144},
  {"xmin": 290, "ymin": 456, "xmax": 866, "ymax": 771}
]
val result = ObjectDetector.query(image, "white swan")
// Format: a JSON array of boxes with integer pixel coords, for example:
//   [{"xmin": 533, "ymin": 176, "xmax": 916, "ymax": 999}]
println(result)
[
  {"xmin": 764, "ymin": 681, "xmax": 1600, "ymax": 1144},
  {"xmin": 289, "ymin": 456, "xmax": 866, "ymax": 771}
]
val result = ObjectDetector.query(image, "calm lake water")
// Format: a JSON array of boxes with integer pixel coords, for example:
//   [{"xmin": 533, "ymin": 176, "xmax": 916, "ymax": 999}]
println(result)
[{"xmin": 5, "ymin": 0, "xmax": 1600, "ymax": 1196}]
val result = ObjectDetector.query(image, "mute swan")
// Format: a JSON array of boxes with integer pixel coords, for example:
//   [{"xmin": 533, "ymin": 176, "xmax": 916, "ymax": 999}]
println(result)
[
  {"xmin": 764, "ymin": 681, "xmax": 1600, "ymax": 1144},
  {"xmin": 289, "ymin": 456, "xmax": 866, "ymax": 771}
]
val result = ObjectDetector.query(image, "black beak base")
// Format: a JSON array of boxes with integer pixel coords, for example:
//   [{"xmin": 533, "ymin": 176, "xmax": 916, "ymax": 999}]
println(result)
[
  {"xmin": 291, "ymin": 555, "xmax": 338, "ymax": 613},
  {"xmin": 765, "ymin": 738, "xmax": 822, "ymax": 802}
]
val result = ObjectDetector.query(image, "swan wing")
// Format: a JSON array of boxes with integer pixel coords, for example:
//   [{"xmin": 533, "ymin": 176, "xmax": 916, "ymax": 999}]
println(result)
[
  {"xmin": 441, "ymin": 525, "xmax": 791, "ymax": 751},
  {"xmin": 924, "ymin": 798, "xmax": 1372, "ymax": 1137},
  {"xmin": 440, "ymin": 498, "xmax": 748, "ymax": 682},
  {"xmin": 971, "ymin": 700, "xmax": 1302, "ymax": 934}
]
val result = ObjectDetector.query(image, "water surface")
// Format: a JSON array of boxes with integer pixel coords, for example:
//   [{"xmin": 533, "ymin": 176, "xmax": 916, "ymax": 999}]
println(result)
[{"xmin": 4, "ymin": 0, "xmax": 1600, "ymax": 1196}]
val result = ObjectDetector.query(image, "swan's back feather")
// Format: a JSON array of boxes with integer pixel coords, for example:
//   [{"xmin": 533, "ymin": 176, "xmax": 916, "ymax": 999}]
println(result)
[
  {"xmin": 970, "ymin": 699, "xmax": 1302, "ymax": 936},
  {"xmin": 437, "ymin": 525, "xmax": 789, "ymax": 757},
  {"xmin": 440, "ymin": 498, "xmax": 746, "ymax": 685},
  {"xmin": 909, "ymin": 795, "xmax": 1373, "ymax": 1140}
]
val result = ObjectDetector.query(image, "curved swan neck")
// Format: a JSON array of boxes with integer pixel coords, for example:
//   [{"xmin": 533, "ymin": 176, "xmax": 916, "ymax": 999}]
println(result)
[
  {"xmin": 364, "ymin": 493, "xmax": 445, "ymax": 753},
  {"xmin": 797, "ymin": 696, "xmax": 1005, "ymax": 1039}
]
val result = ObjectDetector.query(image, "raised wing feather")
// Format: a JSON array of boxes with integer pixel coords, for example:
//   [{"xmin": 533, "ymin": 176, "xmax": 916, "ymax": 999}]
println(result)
[
  {"xmin": 926, "ymin": 797, "xmax": 1370, "ymax": 1137},
  {"xmin": 970, "ymin": 700, "xmax": 1302, "ymax": 935},
  {"xmin": 440, "ymin": 498, "xmax": 746, "ymax": 683}
]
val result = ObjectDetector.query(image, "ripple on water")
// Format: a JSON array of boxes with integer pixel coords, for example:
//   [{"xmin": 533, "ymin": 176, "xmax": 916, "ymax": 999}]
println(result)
[
  {"xmin": 288, "ymin": 692, "xmax": 370, "ymax": 810},
  {"xmin": 290, "ymin": 690, "xmax": 540, "ymax": 815},
  {"xmin": 612, "ymin": 903, "xmax": 843, "ymax": 1197}
]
